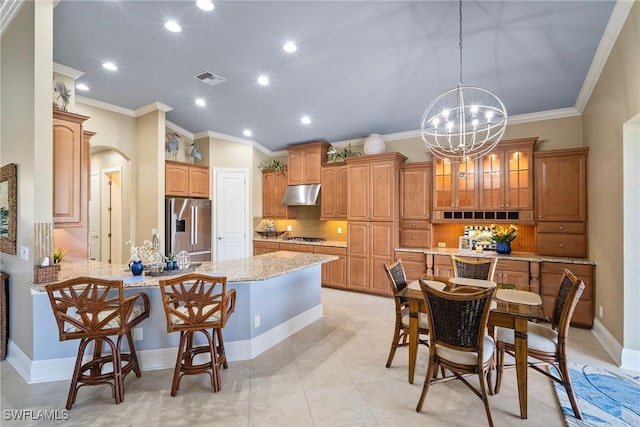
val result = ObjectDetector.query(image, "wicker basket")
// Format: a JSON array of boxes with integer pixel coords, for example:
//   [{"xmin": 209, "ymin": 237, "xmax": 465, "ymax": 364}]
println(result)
[{"xmin": 33, "ymin": 265, "xmax": 59, "ymax": 284}]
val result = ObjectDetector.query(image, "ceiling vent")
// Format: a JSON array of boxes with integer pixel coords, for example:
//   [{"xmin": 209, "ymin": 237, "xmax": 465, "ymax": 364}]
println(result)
[{"xmin": 194, "ymin": 71, "xmax": 226, "ymax": 87}]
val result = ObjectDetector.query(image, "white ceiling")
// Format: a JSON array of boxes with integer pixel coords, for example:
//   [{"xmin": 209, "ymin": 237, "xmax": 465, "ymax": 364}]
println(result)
[{"xmin": 51, "ymin": 1, "xmax": 618, "ymax": 152}]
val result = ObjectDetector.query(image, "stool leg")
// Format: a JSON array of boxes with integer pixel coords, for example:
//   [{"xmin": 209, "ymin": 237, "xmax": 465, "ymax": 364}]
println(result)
[
  {"xmin": 67, "ymin": 338, "xmax": 90, "ymax": 410},
  {"xmin": 171, "ymin": 331, "xmax": 189, "ymax": 396},
  {"xmin": 125, "ymin": 330, "xmax": 142, "ymax": 377},
  {"xmin": 215, "ymin": 327, "xmax": 228, "ymax": 369}
]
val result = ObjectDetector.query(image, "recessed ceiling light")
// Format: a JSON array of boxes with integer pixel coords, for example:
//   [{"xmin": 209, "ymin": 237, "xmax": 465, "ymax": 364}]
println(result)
[
  {"xmin": 76, "ymin": 83, "xmax": 89, "ymax": 91},
  {"xmin": 195, "ymin": 98, "xmax": 206, "ymax": 107},
  {"xmin": 102, "ymin": 62, "xmax": 118, "ymax": 71},
  {"xmin": 257, "ymin": 75, "xmax": 269, "ymax": 86},
  {"xmin": 196, "ymin": 0, "xmax": 214, "ymax": 11},
  {"xmin": 164, "ymin": 21, "xmax": 182, "ymax": 33},
  {"xmin": 243, "ymin": 129, "xmax": 253, "ymax": 137},
  {"xmin": 300, "ymin": 116, "xmax": 311, "ymax": 125},
  {"xmin": 283, "ymin": 42, "xmax": 297, "ymax": 53}
]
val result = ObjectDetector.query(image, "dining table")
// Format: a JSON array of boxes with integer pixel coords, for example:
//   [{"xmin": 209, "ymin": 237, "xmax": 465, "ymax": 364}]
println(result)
[{"xmin": 398, "ymin": 275, "xmax": 548, "ymax": 420}]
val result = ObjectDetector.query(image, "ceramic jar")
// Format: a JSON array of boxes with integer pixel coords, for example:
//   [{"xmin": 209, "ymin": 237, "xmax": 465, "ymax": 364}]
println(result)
[{"xmin": 363, "ymin": 134, "xmax": 386, "ymax": 155}]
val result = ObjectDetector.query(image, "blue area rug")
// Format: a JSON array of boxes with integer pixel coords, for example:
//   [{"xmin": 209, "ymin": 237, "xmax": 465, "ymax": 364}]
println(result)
[{"xmin": 552, "ymin": 363, "xmax": 640, "ymax": 426}]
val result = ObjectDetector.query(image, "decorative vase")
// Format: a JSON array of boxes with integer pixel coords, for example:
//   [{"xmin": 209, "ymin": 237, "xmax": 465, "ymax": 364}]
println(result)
[
  {"xmin": 495, "ymin": 241, "xmax": 512, "ymax": 255},
  {"xmin": 129, "ymin": 260, "xmax": 144, "ymax": 276},
  {"xmin": 363, "ymin": 134, "xmax": 386, "ymax": 155}
]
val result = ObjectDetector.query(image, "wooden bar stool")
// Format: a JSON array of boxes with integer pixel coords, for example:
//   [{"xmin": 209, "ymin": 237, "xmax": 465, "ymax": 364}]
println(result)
[
  {"xmin": 159, "ymin": 273, "xmax": 236, "ymax": 396},
  {"xmin": 45, "ymin": 277, "xmax": 150, "ymax": 409}
]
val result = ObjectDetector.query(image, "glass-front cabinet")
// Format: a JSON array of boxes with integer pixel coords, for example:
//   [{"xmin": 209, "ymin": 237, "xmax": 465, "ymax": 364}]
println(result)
[{"xmin": 433, "ymin": 157, "xmax": 478, "ymax": 210}]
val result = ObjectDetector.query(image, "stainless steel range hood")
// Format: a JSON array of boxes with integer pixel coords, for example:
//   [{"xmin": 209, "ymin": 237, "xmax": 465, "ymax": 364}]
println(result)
[{"xmin": 281, "ymin": 184, "xmax": 321, "ymax": 206}]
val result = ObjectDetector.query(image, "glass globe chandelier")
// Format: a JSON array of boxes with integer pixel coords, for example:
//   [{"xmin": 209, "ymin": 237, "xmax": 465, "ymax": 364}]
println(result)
[{"xmin": 421, "ymin": 0, "xmax": 507, "ymax": 162}]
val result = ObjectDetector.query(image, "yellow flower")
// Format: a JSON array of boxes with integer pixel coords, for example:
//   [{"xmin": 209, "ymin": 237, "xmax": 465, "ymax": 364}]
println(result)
[{"xmin": 491, "ymin": 224, "xmax": 518, "ymax": 242}]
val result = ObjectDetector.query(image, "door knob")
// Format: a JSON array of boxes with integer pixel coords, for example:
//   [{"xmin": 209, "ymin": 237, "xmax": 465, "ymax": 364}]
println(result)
[{"xmin": 218, "ymin": 237, "xmax": 223, "ymax": 240}]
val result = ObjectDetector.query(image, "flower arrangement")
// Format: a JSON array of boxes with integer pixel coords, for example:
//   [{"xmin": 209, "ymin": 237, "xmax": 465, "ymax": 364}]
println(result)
[
  {"xmin": 53, "ymin": 247, "xmax": 65, "ymax": 264},
  {"xmin": 491, "ymin": 224, "xmax": 519, "ymax": 243},
  {"xmin": 126, "ymin": 240, "xmax": 157, "ymax": 264},
  {"xmin": 258, "ymin": 159, "xmax": 287, "ymax": 172},
  {"xmin": 327, "ymin": 143, "xmax": 361, "ymax": 163},
  {"xmin": 262, "ymin": 219, "xmax": 277, "ymax": 232}
]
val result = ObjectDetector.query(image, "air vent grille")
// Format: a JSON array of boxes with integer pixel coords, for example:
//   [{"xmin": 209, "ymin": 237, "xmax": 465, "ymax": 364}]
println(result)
[{"xmin": 194, "ymin": 71, "xmax": 226, "ymax": 87}]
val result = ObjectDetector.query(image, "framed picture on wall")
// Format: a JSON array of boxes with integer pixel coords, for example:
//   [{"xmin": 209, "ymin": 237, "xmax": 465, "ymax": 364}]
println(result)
[{"xmin": 458, "ymin": 236, "xmax": 472, "ymax": 252}]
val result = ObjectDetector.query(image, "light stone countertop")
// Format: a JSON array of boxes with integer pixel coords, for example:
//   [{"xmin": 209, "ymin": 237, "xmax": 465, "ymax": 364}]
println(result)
[
  {"xmin": 395, "ymin": 246, "xmax": 595, "ymax": 265},
  {"xmin": 28, "ymin": 251, "xmax": 338, "ymax": 292},
  {"xmin": 254, "ymin": 238, "xmax": 347, "ymax": 248}
]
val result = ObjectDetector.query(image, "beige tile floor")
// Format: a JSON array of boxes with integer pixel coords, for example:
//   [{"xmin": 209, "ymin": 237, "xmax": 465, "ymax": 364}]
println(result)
[{"xmin": 0, "ymin": 287, "xmax": 623, "ymax": 426}]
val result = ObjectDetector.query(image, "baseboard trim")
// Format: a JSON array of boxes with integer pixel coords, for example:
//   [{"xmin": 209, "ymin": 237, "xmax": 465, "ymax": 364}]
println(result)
[
  {"xmin": 621, "ymin": 348, "xmax": 640, "ymax": 373},
  {"xmin": 592, "ymin": 317, "xmax": 623, "ymax": 366},
  {"xmin": 6, "ymin": 304, "xmax": 323, "ymax": 383}
]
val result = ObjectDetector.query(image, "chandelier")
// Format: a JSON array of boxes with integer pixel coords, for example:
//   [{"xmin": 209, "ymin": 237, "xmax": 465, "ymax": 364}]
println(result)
[{"xmin": 421, "ymin": 0, "xmax": 507, "ymax": 162}]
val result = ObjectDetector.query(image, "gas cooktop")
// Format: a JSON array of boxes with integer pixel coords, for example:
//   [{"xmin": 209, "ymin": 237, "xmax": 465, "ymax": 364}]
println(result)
[{"xmin": 282, "ymin": 236, "xmax": 326, "ymax": 243}]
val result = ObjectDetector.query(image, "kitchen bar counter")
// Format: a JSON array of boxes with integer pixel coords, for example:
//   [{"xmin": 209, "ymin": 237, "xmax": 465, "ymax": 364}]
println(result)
[
  {"xmin": 21, "ymin": 252, "xmax": 336, "ymax": 383},
  {"xmin": 395, "ymin": 246, "xmax": 595, "ymax": 265},
  {"xmin": 254, "ymin": 237, "xmax": 347, "ymax": 248},
  {"xmin": 27, "ymin": 251, "xmax": 338, "ymax": 292}
]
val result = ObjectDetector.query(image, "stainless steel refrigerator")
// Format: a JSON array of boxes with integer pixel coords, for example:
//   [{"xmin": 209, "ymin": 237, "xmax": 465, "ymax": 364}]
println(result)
[{"xmin": 165, "ymin": 198, "xmax": 212, "ymax": 262}]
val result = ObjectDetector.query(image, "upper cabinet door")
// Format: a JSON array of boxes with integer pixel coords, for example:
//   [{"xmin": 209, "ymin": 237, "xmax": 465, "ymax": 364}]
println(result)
[
  {"xmin": 347, "ymin": 163, "xmax": 369, "ymax": 221},
  {"xmin": 53, "ymin": 110, "xmax": 90, "ymax": 225},
  {"xmin": 369, "ymin": 161, "xmax": 395, "ymax": 221},
  {"xmin": 433, "ymin": 158, "xmax": 478, "ymax": 210},
  {"xmin": 535, "ymin": 148, "xmax": 588, "ymax": 222},
  {"xmin": 320, "ymin": 165, "xmax": 348, "ymax": 220},
  {"xmin": 286, "ymin": 142, "xmax": 329, "ymax": 185},
  {"xmin": 400, "ymin": 162, "xmax": 432, "ymax": 220}
]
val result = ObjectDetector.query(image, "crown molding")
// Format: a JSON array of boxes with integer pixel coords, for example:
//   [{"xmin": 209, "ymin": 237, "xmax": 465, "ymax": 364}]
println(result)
[
  {"xmin": 507, "ymin": 107, "xmax": 581, "ymax": 125},
  {"xmin": 53, "ymin": 62, "xmax": 84, "ymax": 80},
  {"xmin": 165, "ymin": 121, "xmax": 194, "ymax": 140},
  {"xmin": 194, "ymin": 130, "xmax": 277, "ymax": 156},
  {"xmin": 76, "ymin": 96, "xmax": 136, "ymax": 117},
  {"xmin": 134, "ymin": 102, "xmax": 172, "ymax": 117},
  {"xmin": 575, "ymin": 0, "xmax": 634, "ymax": 113},
  {"xmin": 0, "ymin": 0, "xmax": 24, "ymax": 37}
]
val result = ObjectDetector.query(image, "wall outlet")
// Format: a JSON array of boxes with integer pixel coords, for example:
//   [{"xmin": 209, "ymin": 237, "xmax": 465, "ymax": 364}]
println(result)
[
  {"xmin": 599, "ymin": 305, "xmax": 603, "ymax": 318},
  {"xmin": 287, "ymin": 225, "xmax": 292, "ymax": 232},
  {"xmin": 133, "ymin": 327, "xmax": 143, "ymax": 341},
  {"xmin": 337, "ymin": 227, "xmax": 342, "ymax": 234},
  {"xmin": 20, "ymin": 246, "xmax": 29, "ymax": 261},
  {"xmin": 254, "ymin": 315, "xmax": 261, "ymax": 328},
  {"xmin": 438, "ymin": 242, "xmax": 446, "ymax": 248}
]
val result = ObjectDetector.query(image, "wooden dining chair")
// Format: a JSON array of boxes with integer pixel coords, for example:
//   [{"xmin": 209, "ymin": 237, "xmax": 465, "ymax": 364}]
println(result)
[
  {"xmin": 451, "ymin": 255, "xmax": 497, "ymax": 281},
  {"xmin": 494, "ymin": 268, "xmax": 585, "ymax": 420},
  {"xmin": 45, "ymin": 277, "xmax": 150, "ymax": 409},
  {"xmin": 159, "ymin": 273, "xmax": 236, "ymax": 396},
  {"xmin": 416, "ymin": 283, "xmax": 497, "ymax": 427},
  {"xmin": 383, "ymin": 260, "xmax": 429, "ymax": 368}
]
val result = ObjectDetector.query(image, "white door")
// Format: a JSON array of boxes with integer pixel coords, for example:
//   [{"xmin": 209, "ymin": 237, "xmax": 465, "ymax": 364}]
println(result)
[
  {"xmin": 89, "ymin": 173, "xmax": 101, "ymax": 260},
  {"xmin": 214, "ymin": 169, "xmax": 248, "ymax": 261}
]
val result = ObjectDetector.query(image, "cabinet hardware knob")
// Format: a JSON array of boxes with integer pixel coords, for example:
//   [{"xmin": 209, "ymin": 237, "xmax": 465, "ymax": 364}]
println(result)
[
  {"xmin": 560, "ymin": 243, "xmax": 564, "ymax": 247},
  {"xmin": 559, "ymin": 226, "xmax": 564, "ymax": 230},
  {"xmin": 411, "ymin": 237, "xmax": 416, "ymax": 240}
]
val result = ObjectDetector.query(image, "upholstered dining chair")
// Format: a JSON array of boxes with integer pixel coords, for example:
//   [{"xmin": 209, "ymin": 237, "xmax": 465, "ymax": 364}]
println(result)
[
  {"xmin": 383, "ymin": 260, "xmax": 429, "ymax": 368},
  {"xmin": 159, "ymin": 273, "xmax": 236, "ymax": 396},
  {"xmin": 451, "ymin": 255, "xmax": 497, "ymax": 281},
  {"xmin": 45, "ymin": 277, "xmax": 150, "ymax": 409},
  {"xmin": 494, "ymin": 268, "xmax": 585, "ymax": 420},
  {"xmin": 416, "ymin": 283, "xmax": 497, "ymax": 427}
]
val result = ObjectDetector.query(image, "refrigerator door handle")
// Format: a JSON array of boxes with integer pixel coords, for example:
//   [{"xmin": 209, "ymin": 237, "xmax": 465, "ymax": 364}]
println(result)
[
  {"xmin": 194, "ymin": 205, "xmax": 199, "ymax": 245},
  {"xmin": 189, "ymin": 206, "xmax": 194, "ymax": 246}
]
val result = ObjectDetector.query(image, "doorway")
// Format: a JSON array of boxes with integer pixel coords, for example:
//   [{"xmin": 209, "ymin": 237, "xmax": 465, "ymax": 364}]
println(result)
[
  {"xmin": 88, "ymin": 167, "xmax": 122, "ymax": 263},
  {"xmin": 214, "ymin": 168, "xmax": 249, "ymax": 261}
]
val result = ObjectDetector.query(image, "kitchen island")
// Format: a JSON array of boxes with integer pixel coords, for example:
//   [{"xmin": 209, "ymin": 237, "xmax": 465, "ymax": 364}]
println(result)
[{"xmin": 19, "ymin": 251, "xmax": 337, "ymax": 383}]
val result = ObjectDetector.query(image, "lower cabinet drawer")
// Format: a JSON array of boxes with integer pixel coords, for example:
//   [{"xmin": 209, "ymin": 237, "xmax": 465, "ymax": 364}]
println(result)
[
  {"xmin": 537, "ymin": 222, "xmax": 586, "ymax": 234},
  {"xmin": 278, "ymin": 242, "xmax": 314, "ymax": 252},
  {"xmin": 402, "ymin": 260, "xmax": 427, "ymax": 281},
  {"xmin": 395, "ymin": 251, "xmax": 426, "ymax": 263},
  {"xmin": 542, "ymin": 296, "xmax": 593, "ymax": 328},
  {"xmin": 399, "ymin": 220, "xmax": 431, "ymax": 230},
  {"xmin": 537, "ymin": 233, "xmax": 587, "ymax": 258},
  {"xmin": 400, "ymin": 229, "xmax": 431, "ymax": 248}
]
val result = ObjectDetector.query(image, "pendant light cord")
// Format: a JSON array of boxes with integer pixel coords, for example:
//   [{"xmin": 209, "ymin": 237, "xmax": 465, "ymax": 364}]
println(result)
[{"xmin": 458, "ymin": 0, "xmax": 463, "ymax": 86}]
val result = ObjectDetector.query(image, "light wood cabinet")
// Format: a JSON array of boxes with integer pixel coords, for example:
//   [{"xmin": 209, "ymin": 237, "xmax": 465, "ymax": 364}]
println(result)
[
  {"xmin": 431, "ymin": 254, "xmax": 454, "ymax": 278},
  {"xmin": 535, "ymin": 148, "xmax": 588, "ymax": 257},
  {"xmin": 540, "ymin": 262, "xmax": 594, "ymax": 328},
  {"xmin": 165, "ymin": 160, "xmax": 210, "ymax": 198},
  {"xmin": 278, "ymin": 242, "xmax": 314, "ymax": 253},
  {"xmin": 286, "ymin": 142, "xmax": 329, "ymax": 184},
  {"xmin": 432, "ymin": 157, "xmax": 478, "ymax": 215},
  {"xmin": 261, "ymin": 170, "xmax": 295, "ymax": 219},
  {"xmin": 479, "ymin": 138, "xmax": 535, "ymax": 216},
  {"xmin": 253, "ymin": 241, "xmax": 279, "ymax": 255},
  {"xmin": 53, "ymin": 110, "xmax": 90, "ymax": 225},
  {"xmin": 395, "ymin": 251, "xmax": 427, "ymax": 281},
  {"xmin": 495, "ymin": 259, "xmax": 530, "ymax": 290},
  {"xmin": 347, "ymin": 221, "xmax": 397, "ymax": 296},
  {"xmin": 347, "ymin": 152, "xmax": 407, "ymax": 221},
  {"xmin": 320, "ymin": 164, "xmax": 348, "ymax": 219},
  {"xmin": 314, "ymin": 245, "xmax": 347, "ymax": 288},
  {"xmin": 400, "ymin": 162, "xmax": 432, "ymax": 248}
]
